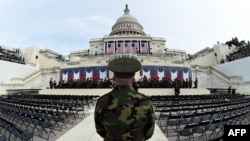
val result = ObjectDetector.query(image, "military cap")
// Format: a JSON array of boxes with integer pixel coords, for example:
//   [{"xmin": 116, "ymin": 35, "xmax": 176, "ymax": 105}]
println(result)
[{"xmin": 108, "ymin": 57, "xmax": 141, "ymax": 78}]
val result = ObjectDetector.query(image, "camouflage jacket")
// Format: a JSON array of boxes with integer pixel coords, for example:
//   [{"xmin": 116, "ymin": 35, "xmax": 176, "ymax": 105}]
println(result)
[{"xmin": 94, "ymin": 85, "xmax": 155, "ymax": 141}]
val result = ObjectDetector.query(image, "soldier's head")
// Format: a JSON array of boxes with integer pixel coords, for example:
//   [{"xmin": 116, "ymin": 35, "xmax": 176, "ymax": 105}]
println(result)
[{"xmin": 108, "ymin": 57, "xmax": 141, "ymax": 85}]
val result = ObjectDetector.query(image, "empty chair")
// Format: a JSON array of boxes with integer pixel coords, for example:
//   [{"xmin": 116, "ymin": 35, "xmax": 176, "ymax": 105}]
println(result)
[
  {"xmin": 177, "ymin": 128, "xmax": 193, "ymax": 141},
  {"xmin": 177, "ymin": 123, "xmax": 197, "ymax": 141},
  {"xmin": 205, "ymin": 118, "xmax": 221, "ymax": 140},
  {"xmin": 51, "ymin": 112, "xmax": 67, "ymax": 131},
  {"xmin": 38, "ymin": 119, "xmax": 55, "ymax": 140},
  {"xmin": 0, "ymin": 118, "xmax": 33, "ymax": 141},
  {"xmin": 29, "ymin": 115, "xmax": 40, "ymax": 136},
  {"xmin": 158, "ymin": 108, "xmax": 171, "ymax": 124},
  {"xmin": 165, "ymin": 114, "xmax": 181, "ymax": 137},
  {"xmin": 74, "ymin": 103, "xmax": 85, "ymax": 119},
  {"xmin": 178, "ymin": 118, "xmax": 190, "ymax": 131},
  {"xmin": 189, "ymin": 116, "xmax": 201, "ymax": 125},
  {"xmin": 64, "ymin": 106, "xmax": 77, "ymax": 124},
  {"xmin": 192, "ymin": 120, "xmax": 210, "ymax": 141},
  {"xmin": 149, "ymin": 95, "xmax": 158, "ymax": 107},
  {"xmin": 13, "ymin": 129, "xmax": 33, "ymax": 141},
  {"xmin": 0, "ymin": 134, "xmax": 6, "ymax": 141}
]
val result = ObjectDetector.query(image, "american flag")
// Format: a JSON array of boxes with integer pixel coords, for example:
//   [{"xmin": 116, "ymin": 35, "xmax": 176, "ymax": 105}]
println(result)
[
  {"xmin": 68, "ymin": 69, "xmax": 73, "ymax": 80},
  {"xmin": 150, "ymin": 68, "xmax": 158, "ymax": 79},
  {"xmin": 117, "ymin": 42, "xmax": 124, "ymax": 53},
  {"xmin": 141, "ymin": 41, "xmax": 149, "ymax": 54},
  {"xmin": 92, "ymin": 68, "xmax": 100, "ymax": 80},
  {"xmin": 62, "ymin": 72, "xmax": 68, "ymax": 81},
  {"xmin": 86, "ymin": 70, "xmax": 93, "ymax": 79},
  {"xmin": 164, "ymin": 70, "xmax": 172, "ymax": 80},
  {"xmin": 131, "ymin": 41, "xmax": 138, "ymax": 53},
  {"xmin": 124, "ymin": 42, "xmax": 131, "ymax": 53},
  {"xmin": 80, "ymin": 69, "xmax": 86, "ymax": 80},
  {"xmin": 177, "ymin": 70, "xmax": 184, "ymax": 80},
  {"xmin": 73, "ymin": 71, "xmax": 80, "ymax": 80},
  {"xmin": 183, "ymin": 71, "xmax": 189, "ymax": 80},
  {"xmin": 107, "ymin": 42, "xmax": 114, "ymax": 54},
  {"xmin": 171, "ymin": 71, "xmax": 177, "ymax": 81}
]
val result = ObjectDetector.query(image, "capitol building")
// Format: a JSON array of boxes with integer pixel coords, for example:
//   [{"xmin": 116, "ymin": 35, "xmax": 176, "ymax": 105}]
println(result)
[
  {"xmin": 0, "ymin": 4, "xmax": 250, "ymax": 141},
  {"xmin": 0, "ymin": 4, "xmax": 249, "ymax": 94}
]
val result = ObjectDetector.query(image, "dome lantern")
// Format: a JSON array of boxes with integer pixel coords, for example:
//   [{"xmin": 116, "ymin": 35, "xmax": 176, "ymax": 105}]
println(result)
[{"xmin": 124, "ymin": 4, "xmax": 130, "ymax": 14}]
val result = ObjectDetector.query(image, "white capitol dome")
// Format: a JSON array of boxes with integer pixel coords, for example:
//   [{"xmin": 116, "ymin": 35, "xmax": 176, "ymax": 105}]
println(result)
[{"xmin": 110, "ymin": 5, "xmax": 145, "ymax": 36}]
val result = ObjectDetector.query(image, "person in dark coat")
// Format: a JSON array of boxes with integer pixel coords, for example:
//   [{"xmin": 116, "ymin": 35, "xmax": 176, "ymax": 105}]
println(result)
[{"xmin": 49, "ymin": 78, "xmax": 53, "ymax": 89}]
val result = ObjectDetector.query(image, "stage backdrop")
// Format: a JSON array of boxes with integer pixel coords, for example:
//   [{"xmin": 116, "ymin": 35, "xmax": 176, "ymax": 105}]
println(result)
[{"xmin": 60, "ymin": 66, "xmax": 192, "ymax": 81}]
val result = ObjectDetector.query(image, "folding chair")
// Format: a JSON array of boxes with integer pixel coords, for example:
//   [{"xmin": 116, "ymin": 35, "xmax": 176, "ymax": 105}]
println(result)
[
  {"xmin": 52, "ymin": 112, "xmax": 67, "ymax": 131},
  {"xmin": 165, "ymin": 114, "xmax": 181, "ymax": 137},
  {"xmin": 0, "ymin": 134, "xmax": 6, "ymax": 141},
  {"xmin": 74, "ymin": 103, "xmax": 85, "ymax": 119},
  {"xmin": 192, "ymin": 120, "xmax": 210, "ymax": 141},
  {"xmin": 205, "ymin": 118, "xmax": 221, "ymax": 140},
  {"xmin": 38, "ymin": 119, "xmax": 55, "ymax": 140},
  {"xmin": 177, "ymin": 128, "xmax": 192, "ymax": 141},
  {"xmin": 177, "ymin": 123, "xmax": 197, "ymax": 141}
]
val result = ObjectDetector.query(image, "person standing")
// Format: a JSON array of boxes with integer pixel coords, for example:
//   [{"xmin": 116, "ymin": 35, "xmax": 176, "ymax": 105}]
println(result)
[
  {"xmin": 94, "ymin": 57, "xmax": 155, "ymax": 141},
  {"xmin": 49, "ymin": 78, "xmax": 53, "ymax": 89},
  {"xmin": 188, "ymin": 77, "xmax": 192, "ymax": 88},
  {"xmin": 53, "ymin": 80, "xmax": 57, "ymax": 89},
  {"xmin": 228, "ymin": 85, "xmax": 232, "ymax": 94},
  {"xmin": 194, "ymin": 77, "xmax": 198, "ymax": 88},
  {"xmin": 174, "ymin": 77, "xmax": 182, "ymax": 96}
]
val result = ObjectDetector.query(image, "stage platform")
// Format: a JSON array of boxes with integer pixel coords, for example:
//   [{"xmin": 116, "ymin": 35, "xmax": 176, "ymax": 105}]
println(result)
[{"xmin": 39, "ymin": 88, "xmax": 210, "ymax": 96}]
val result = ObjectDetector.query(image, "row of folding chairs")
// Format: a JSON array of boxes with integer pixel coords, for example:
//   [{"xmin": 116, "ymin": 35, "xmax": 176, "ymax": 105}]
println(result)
[
  {"xmin": 177, "ymin": 109, "xmax": 250, "ymax": 141},
  {"xmin": 159, "ymin": 102, "xmax": 249, "ymax": 133},
  {"xmin": 0, "ymin": 98, "xmax": 86, "ymax": 120},
  {"xmin": 0, "ymin": 103, "xmax": 57, "ymax": 140},
  {"xmin": 0, "ymin": 94, "xmax": 91, "ymax": 125},
  {"xmin": 153, "ymin": 95, "xmax": 250, "ymax": 120},
  {"xmin": 8, "ymin": 94, "xmax": 99, "ymax": 101},
  {"xmin": 157, "ymin": 98, "xmax": 249, "ymax": 120},
  {"xmin": 157, "ymin": 96, "xmax": 249, "ymax": 122},
  {"xmin": 153, "ymin": 94, "xmax": 250, "ymax": 140},
  {"xmin": 151, "ymin": 94, "xmax": 245, "ymax": 101},
  {"xmin": 0, "ymin": 98, "xmax": 85, "ymax": 140},
  {"xmin": 152, "ymin": 94, "xmax": 249, "ymax": 110},
  {"xmin": 0, "ymin": 117, "xmax": 33, "ymax": 141},
  {"xmin": 8, "ymin": 94, "xmax": 99, "ymax": 104},
  {"xmin": 163, "ymin": 103, "xmax": 250, "ymax": 136},
  {"xmin": 150, "ymin": 94, "xmax": 244, "ymax": 103},
  {"xmin": 0, "ymin": 94, "xmax": 99, "ymax": 140},
  {"xmin": 3, "ymin": 94, "xmax": 99, "ymax": 112}
]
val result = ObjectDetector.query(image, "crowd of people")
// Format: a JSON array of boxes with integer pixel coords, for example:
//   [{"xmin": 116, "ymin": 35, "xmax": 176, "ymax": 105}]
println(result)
[
  {"xmin": 48, "ymin": 76, "xmax": 198, "ymax": 89},
  {"xmin": 49, "ymin": 77, "xmax": 113, "ymax": 89},
  {"xmin": 220, "ymin": 38, "xmax": 250, "ymax": 64},
  {"xmin": 0, "ymin": 46, "xmax": 25, "ymax": 64}
]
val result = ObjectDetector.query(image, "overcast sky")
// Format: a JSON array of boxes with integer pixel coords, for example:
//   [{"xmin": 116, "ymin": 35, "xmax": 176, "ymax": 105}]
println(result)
[{"xmin": 0, "ymin": 0, "xmax": 249, "ymax": 55}]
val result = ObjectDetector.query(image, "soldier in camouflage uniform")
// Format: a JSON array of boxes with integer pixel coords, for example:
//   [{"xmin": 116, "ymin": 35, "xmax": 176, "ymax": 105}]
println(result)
[{"xmin": 94, "ymin": 57, "xmax": 155, "ymax": 141}]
